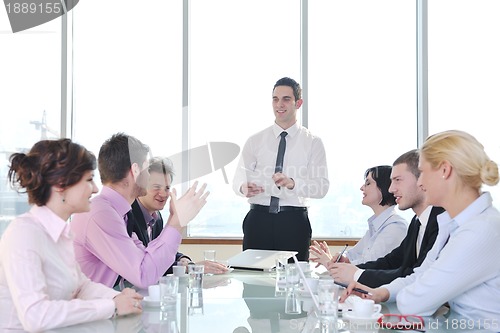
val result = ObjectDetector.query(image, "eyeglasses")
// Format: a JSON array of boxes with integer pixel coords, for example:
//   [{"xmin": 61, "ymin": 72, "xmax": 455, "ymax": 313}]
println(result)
[
  {"xmin": 377, "ymin": 314, "xmax": 425, "ymax": 331},
  {"xmin": 149, "ymin": 184, "xmax": 171, "ymax": 193}
]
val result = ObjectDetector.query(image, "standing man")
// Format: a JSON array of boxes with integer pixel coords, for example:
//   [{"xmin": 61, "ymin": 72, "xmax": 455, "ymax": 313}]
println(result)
[
  {"xmin": 310, "ymin": 149, "xmax": 444, "ymax": 287},
  {"xmin": 233, "ymin": 77, "xmax": 329, "ymax": 261},
  {"xmin": 72, "ymin": 133, "xmax": 208, "ymax": 290}
]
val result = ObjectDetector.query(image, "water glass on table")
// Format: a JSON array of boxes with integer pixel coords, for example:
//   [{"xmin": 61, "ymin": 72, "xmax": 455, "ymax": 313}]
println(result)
[
  {"xmin": 188, "ymin": 289, "xmax": 204, "ymax": 316},
  {"xmin": 203, "ymin": 250, "xmax": 216, "ymax": 262},
  {"xmin": 285, "ymin": 289, "xmax": 302, "ymax": 315},
  {"xmin": 274, "ymin": 254, "xmax": 288, "ymax": 295},
  {"xmin": 159, "ymin": 275, "xmax": 179, "ymax": 310},
  {"xmin": 285, "ymin": 263, "xmax": 300, "ymax": 291},
  {"xmin": 188, "ymin": 264, "xmax": 204, "ymax": 291},
  {"xmin": 204, "ymin": 250, "xmax": 216, "ymax": 275},
  {"xmin": 317, "ymin": 278, "xmax": 339, "ymax": 318},
  {"xmin": 275, "ymin": 253, "xmax": 289, "ymax": 273}
]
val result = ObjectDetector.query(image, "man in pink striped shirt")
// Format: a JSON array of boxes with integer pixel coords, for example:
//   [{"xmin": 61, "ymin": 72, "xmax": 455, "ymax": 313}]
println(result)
[{"xmin": 72, "ymin": 133, "xmax": 208, "ymax": 289}]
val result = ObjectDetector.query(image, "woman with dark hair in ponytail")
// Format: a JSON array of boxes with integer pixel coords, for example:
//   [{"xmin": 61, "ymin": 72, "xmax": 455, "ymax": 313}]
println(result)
[
  {"xmin": 0, "ymin": 139, "xmax": 143, "ymax": 332},
  {"xmin": 311, "ymin": 165, "xmax": 408, "ymax": 267}
]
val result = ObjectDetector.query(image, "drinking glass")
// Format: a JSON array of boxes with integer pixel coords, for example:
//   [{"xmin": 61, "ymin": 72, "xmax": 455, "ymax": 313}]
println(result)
[
  {"xmin": 317, "ymin": 279, "xmax": 339, "ymax": 318},
  {"xmin": 159, "ymin": 275, "xmax": 179, "ymax": 310},
  {"xmin": 188, "ymin": 265, "xmax": 204, "ymax": 291}
]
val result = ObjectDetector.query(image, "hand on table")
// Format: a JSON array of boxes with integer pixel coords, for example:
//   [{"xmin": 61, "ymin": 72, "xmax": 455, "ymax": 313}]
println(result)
[
  {"xmin": 200, "ymin": 260, "xmax": 230, "ymax": 275},
  {"xmin": 178, "ymin": 258, "xmax": 229, "ymax": 275},
  {"xmin": 338, "ymin": 281, "xmax": 389, "ymax": 304},
  {"xmin": 113, "ymin": 288, "xmax": 143, "ymax": 316}
]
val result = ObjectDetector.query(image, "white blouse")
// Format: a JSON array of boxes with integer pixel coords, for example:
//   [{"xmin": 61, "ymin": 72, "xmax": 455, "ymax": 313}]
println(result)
[{"xmin": 0, "ymin": 205, "xmax": 119, "ymax": 332}]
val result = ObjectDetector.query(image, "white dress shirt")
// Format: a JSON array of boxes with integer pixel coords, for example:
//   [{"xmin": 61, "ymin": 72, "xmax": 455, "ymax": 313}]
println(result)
[
  {"xmin": 232, "ymin": 122, "xmax": 329, "ymax": 207},
  {"xmin": 0, "ymin": 205, "xmax": 119, "ymax": 332},
  {"xmin": 415, "ymin": 205, "xmax": 432, "ymax": 256},
  {"xmin": 384, "ymin": 192, "xmax": 500, "ymax": 325},
  {"xmin": 346, "ymin": 206, "xmax": 408, "ymax": 265}
]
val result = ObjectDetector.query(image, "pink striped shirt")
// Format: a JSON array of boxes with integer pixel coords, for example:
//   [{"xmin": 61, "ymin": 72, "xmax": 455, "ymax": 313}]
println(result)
[{"xmin": 71, "ymin": 186, "xmax": 181, "ymax": 289}]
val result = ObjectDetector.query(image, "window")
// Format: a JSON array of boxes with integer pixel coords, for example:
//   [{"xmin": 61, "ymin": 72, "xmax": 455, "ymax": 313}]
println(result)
[
  {"xmin": 71, "ymin": 0, "xmax": 183, "ymax": 178},
  {"xmin": 3, "ymin": 1, "xmax": 500, "ymax": 240},
  {"xmin": 427, "ymin": 0, "xmax": 500, "ymax": 208},
  {"xmin": 188, "ymin": 0, "xmax": 300, "ymax": 237},
  {"xmin": 0, "ymin": 14, "xmax": 61, "ymax": 234},
  {"xmin": 308, "ymin": 0, "xmax": 416, "ymax": 237}
]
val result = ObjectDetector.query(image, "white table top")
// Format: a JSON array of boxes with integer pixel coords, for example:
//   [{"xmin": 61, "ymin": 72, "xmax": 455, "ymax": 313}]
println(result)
[{"xmin": 16, "ymin": 269, "xmax": 487, "ymax": 333}]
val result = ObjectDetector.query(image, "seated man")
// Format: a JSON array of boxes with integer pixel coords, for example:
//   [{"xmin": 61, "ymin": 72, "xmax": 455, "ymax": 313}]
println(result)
[
  {"xmin": 127, "ymin": 156, "xmax": 227, "ymax": 275},
  {"xmin": 310, "ymin": 149, "xmax": 444, "ymax": 288},
  {"xmin": 72, "ymin": 133, "xmax": 209, "ymax": 289}
]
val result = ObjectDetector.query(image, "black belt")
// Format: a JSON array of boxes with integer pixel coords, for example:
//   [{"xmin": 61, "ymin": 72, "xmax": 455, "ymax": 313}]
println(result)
[{"xmin": 250, "ymin": 204, "xmax": 307, "ymax": 212}]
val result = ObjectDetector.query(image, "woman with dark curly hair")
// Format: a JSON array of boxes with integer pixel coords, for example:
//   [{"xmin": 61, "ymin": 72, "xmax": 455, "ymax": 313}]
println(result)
[{"xmin": 0, "ymin": 139, "xmax": 143, "ymax": 332}]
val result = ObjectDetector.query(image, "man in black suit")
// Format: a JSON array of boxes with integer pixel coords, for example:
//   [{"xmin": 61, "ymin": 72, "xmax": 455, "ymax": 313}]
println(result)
[
  {"xmin": 127, "ymin": 156, "xmax": 227, "ymax": 275},
  {"xmin": 128, "ymin": 199, "xmax": 190, "ymax": 274},
  {"xmin": 312, "ymin": 150, "xmax": 445, "ymax": 288}
]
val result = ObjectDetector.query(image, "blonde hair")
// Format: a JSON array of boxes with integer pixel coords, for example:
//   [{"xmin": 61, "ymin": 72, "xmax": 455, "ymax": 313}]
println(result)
[{"xmin": 421, "ymin": 130, "xmax": 499, "ymax": 191}]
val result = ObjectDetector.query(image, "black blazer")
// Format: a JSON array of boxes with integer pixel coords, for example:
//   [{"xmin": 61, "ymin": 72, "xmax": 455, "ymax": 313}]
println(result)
[
  {"xmin": 357, "ymin": 206, "xmax": 445, "ymax": 288},
  {"xmin": 127, "ymin": 199, "xmax": 190, "ymax": 275}
]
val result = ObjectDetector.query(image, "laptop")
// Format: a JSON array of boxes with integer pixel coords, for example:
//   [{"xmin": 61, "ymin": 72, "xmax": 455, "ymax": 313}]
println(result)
[{"xmin": 228, "ymin": 249, "xmax": 297, "ymax": 271}]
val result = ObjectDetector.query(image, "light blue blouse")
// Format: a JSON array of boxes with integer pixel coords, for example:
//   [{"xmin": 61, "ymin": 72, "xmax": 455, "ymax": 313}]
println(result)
[{"xmin": 346, "ymin": 206, "xmax": 408, "ymax": 265}]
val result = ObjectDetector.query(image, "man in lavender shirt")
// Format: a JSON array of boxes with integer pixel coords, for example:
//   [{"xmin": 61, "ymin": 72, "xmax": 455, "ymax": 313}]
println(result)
[{"xmin": 72, "ymin": 133, "xmax": 209, "ymax": 290}]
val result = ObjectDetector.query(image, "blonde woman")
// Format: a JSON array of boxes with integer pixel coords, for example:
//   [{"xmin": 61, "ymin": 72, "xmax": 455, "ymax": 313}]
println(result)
[{"xmin": 342, "ymin": 130, "xmax": 500, "ymax": 326}]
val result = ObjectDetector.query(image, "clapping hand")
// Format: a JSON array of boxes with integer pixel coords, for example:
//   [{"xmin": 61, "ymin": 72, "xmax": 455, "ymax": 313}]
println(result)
[
  {"xmin": 309, "ymin": 240, "xmax": 333, "ymax": 268},
  {"xmin": 168, "ymin": 181, "xmax": 209, "ymax": 229}
]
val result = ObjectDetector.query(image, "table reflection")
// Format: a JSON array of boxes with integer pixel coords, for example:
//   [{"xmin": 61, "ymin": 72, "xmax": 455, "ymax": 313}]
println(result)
[{"xmin": 35, "ymin": 270, "xmax": 464, "ymax": 333}]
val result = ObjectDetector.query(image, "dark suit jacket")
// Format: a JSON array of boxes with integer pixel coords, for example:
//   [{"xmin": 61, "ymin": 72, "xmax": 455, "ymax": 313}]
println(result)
[
  {"xmin": 356, "ymin": 206, "xmax": 445, "ymax": 288},
  {"xmin": 127, "ymin": 199, "xmax": 190, "ymax": 275}
]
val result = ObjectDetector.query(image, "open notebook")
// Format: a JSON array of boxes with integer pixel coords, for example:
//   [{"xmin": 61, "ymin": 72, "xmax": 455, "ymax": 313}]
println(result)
[{"xmin": 228, "ymin": 249, "xmax": 297, "ymax": 271}]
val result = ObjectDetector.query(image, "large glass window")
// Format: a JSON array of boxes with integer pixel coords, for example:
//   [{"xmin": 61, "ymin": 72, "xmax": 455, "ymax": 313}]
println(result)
[
  {"xmin": 188, "ymin": 0, "xmax": 301, "ymax": 237},
  {"xmin": 306, "ymin": 0, "xmax": 417, "ymax": 238},
  {"xmin": 5, "ymin": 1, "xmax": 500, "ymax": 240},
  {"xmin": 0, "ymin": 13, "xmax": 61, "ymax": 234},
  {"xmin": 428, "ymin": 0, "xmax": 500, "ymax": 208},
  {"xmin": 71, "ymin": 0, "xmax": 183, "ymax": 181}
]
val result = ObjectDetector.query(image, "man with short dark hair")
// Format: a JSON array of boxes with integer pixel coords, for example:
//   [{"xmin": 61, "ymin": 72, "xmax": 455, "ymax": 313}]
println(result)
[
  {"xmin": 72, "ymin": 133, "xmax": 209, "ymax": 289},
  {"xmin": 233, "ymin": 77, "xmax": 329, "ymax": 261}
]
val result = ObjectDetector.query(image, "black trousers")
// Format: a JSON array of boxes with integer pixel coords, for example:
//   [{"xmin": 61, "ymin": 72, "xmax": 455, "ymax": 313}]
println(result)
[{"xmin": 242, "ymin": 207, "xmax": 312, "ymax": 261}]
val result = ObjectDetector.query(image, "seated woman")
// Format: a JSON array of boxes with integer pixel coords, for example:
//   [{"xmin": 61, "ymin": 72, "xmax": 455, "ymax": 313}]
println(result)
[
  {"xmin": 310, "ymin": 165, "xmax": 408, "ymax": 266},
  {"xmin": 341, "ymin": 130, "xmax": 500, "ymax": 326},
  {"xmin": 0, "ymin": 139, "xmax": 143, "ymax": 332}
]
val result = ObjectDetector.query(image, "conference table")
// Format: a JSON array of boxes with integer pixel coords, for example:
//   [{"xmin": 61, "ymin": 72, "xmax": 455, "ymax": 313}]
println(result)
[{"xmin": 45, "ymin": 269, "xmax": 487, "ymax": 333}]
